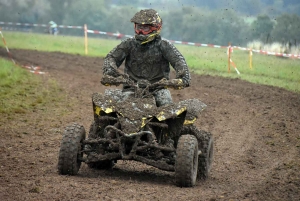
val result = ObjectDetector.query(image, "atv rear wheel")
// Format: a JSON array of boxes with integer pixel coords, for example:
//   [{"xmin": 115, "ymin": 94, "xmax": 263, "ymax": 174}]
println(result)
[
  {"xmin": 175, "ymin": 134, "xmax": 199, "ymax": 187},
  {"xmin": 58, "ymin": 123, "xmax": 86, "ymax": 175},
  {"xmin": 197, "ymin": 130, "xmax": 214, "ymax": 179}
]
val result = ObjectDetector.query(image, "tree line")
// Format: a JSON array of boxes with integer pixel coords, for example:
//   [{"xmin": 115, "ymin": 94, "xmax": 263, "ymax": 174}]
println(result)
[{"xmin": 0, "ymin": 0, "xmax": 299, "ymax": 47}]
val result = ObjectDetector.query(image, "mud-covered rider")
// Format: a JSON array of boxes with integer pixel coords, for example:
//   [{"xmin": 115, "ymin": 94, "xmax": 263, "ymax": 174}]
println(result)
[{"xmin": 102, "ymin": 9, "xmax": 191, "ymax": 107}]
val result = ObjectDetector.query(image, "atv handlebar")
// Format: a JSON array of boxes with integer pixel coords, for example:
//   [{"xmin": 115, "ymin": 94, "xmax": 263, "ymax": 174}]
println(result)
[
  {"xmin": 101, "ymin": 75, "xmax": 186, "ymax": 90},
  {"xmin": 101, "ymin": 74, "xmax": 130, "ymax": 86}
]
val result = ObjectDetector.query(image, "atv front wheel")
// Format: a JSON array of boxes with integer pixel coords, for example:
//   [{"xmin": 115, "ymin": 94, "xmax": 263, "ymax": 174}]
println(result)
[
  {"xmin": 58, "ymin": 123, "xmax": 86, "ymax": 175},
  {"xmin": 175, "ymin": 134, "xmax": 199, "ymax": 187}
]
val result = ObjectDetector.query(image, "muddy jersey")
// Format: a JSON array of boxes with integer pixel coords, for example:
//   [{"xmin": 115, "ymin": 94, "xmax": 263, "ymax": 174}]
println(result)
[{"xmin": 103, "ymin": 35, "xmax": 191, "ymax": 86}]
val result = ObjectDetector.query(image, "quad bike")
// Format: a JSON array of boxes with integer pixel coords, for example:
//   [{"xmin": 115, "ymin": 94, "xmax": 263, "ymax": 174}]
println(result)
[{"xmin": 57, "ymin": 75, "xmax": 214, "ymax": 187}]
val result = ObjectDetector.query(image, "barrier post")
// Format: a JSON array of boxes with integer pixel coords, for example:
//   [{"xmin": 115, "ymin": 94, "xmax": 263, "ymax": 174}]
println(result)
[
  {"xmin": 226, "ymin": 43, "xmax": 240, "ymax": 75},
  {"xmin": 84, "ymin": 24, "xmax": 88, "ymax": 55},
  {"xmin": 249, "ymin": 48, "xmax": 253, "ymax": 69},
  {"xmin": 227, "ymin": 42, "xmax": 231, "ymax": 73},
  {"xmin": 0, "ymin": 27, "xmax": 16, "ymax": 64}
]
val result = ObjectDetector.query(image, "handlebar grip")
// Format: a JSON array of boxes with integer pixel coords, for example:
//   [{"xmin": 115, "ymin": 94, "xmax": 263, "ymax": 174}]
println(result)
[{"xmin": 153, "ymin": 79, "xmax": 185, "ymax": 90}]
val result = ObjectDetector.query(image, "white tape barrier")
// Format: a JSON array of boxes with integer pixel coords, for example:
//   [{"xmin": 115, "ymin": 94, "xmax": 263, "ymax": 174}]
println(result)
[
  {"xmin": 0, "ymin": 22, "xmax": 82, "ymax": 29},
  {"xmin": 1, "ymin": 21, "xmax": 300, "ymax": 59}
]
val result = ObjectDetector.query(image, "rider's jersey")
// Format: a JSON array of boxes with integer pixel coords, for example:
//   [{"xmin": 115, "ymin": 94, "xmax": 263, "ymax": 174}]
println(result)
[{"xmin": 103, "ymin": 35, "xmax": 191, "ymax": 86}]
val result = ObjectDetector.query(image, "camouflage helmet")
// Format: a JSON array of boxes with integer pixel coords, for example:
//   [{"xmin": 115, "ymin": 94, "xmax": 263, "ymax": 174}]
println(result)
[
  {"xmin": 131, "ymin": 9, "xmax": 162, "ymax": 44},
  {"xmin": 130, "ymin": 9, "xmax": 162, "ymax": 26}
]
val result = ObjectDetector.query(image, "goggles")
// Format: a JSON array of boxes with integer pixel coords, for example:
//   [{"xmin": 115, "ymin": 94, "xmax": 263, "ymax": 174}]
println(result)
[{"xmin": 134, "ymin": 23, "xmax": 158, "ymax": 35}]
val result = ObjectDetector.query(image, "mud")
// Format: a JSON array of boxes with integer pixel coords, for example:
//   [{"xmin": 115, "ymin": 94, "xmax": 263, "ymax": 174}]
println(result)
[{"xmin": 0, "ymin": 48, "xmax": 300, "ymax": 201}]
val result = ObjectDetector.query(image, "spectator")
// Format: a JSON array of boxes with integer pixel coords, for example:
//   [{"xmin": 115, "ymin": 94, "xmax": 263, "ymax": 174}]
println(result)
[{"xmin": 48, "ymin": 21, "xmax": 58, "ymax": 35}]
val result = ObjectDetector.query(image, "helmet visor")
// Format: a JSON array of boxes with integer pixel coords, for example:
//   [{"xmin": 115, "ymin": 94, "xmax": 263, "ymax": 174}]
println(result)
[{"xmin": 134, "ymin": 24, "xmax": 156, "ymax": 35}]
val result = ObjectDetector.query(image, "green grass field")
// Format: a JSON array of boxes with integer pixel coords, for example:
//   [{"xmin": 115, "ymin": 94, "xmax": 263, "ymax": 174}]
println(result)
[
  {"xmin": 1, "ymin": 31, "xmax": 300, "ymax": 96},
  {"xmin": 0, "ymin": 58, "xmax": 66, "ymax": 114}
]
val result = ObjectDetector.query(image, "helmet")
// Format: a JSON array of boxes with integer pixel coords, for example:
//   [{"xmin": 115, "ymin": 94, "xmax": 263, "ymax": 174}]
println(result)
[
  {"xmin": 130, "ymin": 9, "xmax": 162, "ymax": 26},
  {"xmin": 130, "ymin": 9, "xmax": 162, "ymax": 44}
]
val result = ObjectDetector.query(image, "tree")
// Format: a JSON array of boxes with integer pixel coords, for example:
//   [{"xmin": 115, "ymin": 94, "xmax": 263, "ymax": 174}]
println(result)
[
  {"xmin": 105, "ymin": 6, "xmax": 139, "ymax": 36},
  {"xmin": 250, "ymin": 15, "xmax": 274, "ymax": 43},
  {"xmin": 161, "ymin": 9, "xmax": 185, "ymax": 40},
  {"xmin": 211, "ymin": 9, "xmax": 249, "ymax": 46},
  {"xmin": 162, "ymin": 6, "xmax": 249, "ymax": 46},
  {"xmin": 47, "ymin": 0, "xmax": 73, "ymax": 25},
  {"xmin": 232, "ymin": 0, "xmax": 263, "ymax": 15},
  {"xmin": 63, "ymin": 0, "xmax": 108, "ymax": 33},
  {"xmin": 271, "ymin": 14, "xmax": 300, "ymax": 46}
]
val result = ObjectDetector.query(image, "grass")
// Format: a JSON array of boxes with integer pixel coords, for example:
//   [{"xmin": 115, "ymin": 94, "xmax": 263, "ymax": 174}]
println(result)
[
  {"xmin": 0, "ymin": 31, "xmax": 299, "ymax": 93},
  {"xmin": 1, "ymin": 31, "xmax": 119, "ymax": 57},
  {"xmin": 0, "ymin": 59, "xmax": 64, "ymax": 114},
  {"xmin": 177, "ymin": 45, "xmax": 300, "ymax": 92}
]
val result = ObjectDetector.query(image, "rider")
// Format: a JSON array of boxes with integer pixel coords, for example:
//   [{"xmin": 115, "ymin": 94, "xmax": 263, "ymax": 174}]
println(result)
[
  {"xmin": 102, "ymin": 9, "xmax": 191, "ymax": 107},
  {"xmin": 48, "ymin": 21, "xmax": 58, "ymax": 35}
]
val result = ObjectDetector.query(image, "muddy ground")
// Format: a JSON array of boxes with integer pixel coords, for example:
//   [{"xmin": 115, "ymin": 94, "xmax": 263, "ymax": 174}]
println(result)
[{"xmin": 0, "ymin": 48, "xmax": 299, "ymax": 201}]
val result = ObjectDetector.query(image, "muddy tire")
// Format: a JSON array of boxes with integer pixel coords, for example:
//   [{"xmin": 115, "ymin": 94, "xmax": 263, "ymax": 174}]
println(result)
[
  {"xmin": 196, "ymin": 130, "xmax": 214, "ymax": 179},
  {"xmin": 175, "ymin": 134, "xmax": 199, "ymax": 187},
  {"xmin": 58, "ymin": 123, "xmax": 86, "ymax": 175}
]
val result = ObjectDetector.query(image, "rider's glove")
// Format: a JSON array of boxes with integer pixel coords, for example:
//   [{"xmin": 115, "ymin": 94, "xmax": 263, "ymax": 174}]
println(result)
[
  {"xmin": 181, "ymin": 78, "xmax": 189, "ymax": 87},
  {"xmin": 171, "ymin": 79, "xmax": 185, "ymax": 89}
]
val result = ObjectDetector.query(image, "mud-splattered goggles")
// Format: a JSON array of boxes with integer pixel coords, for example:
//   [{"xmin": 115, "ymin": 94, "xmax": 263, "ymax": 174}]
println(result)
[{"xmin": 134, "ymin": 23, "xmax": 157, "ymax": 35}]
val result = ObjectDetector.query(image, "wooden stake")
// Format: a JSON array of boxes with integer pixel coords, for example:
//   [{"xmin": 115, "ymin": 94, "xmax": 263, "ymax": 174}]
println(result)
[
  {"xmin": 84, "ymin": 24, "xmax": 88, "ymax": 55},
  {"xmin": 227, "ymin": 42, "xmax": 231, "ymax": 73},
  {"xmin": 249, "ymin": 48, "xmax": 253, "ymax": 69}
]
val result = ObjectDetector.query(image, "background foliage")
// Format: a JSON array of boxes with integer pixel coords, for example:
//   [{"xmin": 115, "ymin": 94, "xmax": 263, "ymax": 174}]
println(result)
[{"xmin": 0, "ymin": 0, "xmax": 299, "ymax": 47}]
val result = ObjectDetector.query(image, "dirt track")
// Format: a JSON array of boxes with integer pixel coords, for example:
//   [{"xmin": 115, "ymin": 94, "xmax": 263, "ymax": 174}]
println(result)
[{"xmin": 0, "ymin": 49, "xmax": 300, "ymax": 201}]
